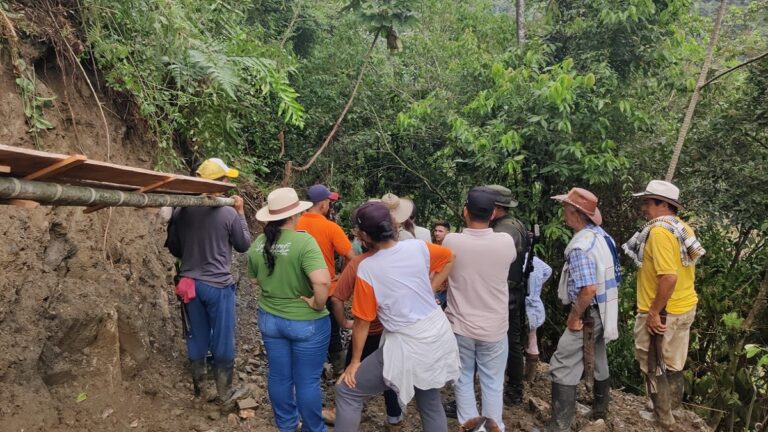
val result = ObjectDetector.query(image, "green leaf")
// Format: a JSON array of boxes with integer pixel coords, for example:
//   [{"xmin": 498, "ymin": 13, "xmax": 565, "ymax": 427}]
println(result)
[
  {"xmin": 721, "ymin": 312, "xmax": 744, "ymax": 330},
  {"xmin": 76, "ymin": 392, "xmax": 87, "ymax": 403},
  {"xmin": 744, "ymin": 344, "xmax": 761, "ymax": 359}
]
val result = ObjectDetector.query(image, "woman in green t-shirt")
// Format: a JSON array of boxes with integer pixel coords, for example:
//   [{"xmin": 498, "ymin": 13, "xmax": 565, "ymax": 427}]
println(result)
[{"xmin": 248, "ymin": 187, "xmax": 331, "ymax": 432}]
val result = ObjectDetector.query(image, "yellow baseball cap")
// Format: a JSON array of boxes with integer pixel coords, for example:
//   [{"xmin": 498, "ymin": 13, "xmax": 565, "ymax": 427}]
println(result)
[{"xmin": 196, "ymin": 158, "xmax": 239, "ymax": 180}]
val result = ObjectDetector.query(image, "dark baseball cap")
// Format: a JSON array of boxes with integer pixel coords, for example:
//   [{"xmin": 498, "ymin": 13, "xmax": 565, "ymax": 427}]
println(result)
[
  {"xmin": 466, "ymin": 186, "xmax": 497, "ymax": 219},
  {"xmin": 355, "ymin": 202, "xmax": 393, "ymax": 235},
  {"xmin": 307, "ymin": 184, "xmax": 339, "ymax": 203}
]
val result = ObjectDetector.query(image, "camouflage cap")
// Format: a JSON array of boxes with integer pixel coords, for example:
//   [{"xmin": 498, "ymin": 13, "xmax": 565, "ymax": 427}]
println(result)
[{"xmin": 484, "ymin": 184, "xmax": 518, "ymax": 208}]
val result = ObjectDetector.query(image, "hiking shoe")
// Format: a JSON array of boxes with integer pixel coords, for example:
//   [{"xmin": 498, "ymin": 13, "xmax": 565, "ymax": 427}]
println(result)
[
  {"xmin": 504, "ymin": 392, "xmax": 523, "ymax": 406},
  {"xmin": 386, "ymin": 422, "xmax": 403, "ymax": 431},
  {"xmin": 443, "ymin": 399, "xmax": 457, "ymax": 418}
]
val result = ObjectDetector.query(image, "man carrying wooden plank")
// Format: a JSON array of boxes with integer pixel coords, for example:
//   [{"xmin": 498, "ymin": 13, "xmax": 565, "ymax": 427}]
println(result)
[{"xmin": 165, "ymin": 158, "xmax": 251, "ymax": 403}]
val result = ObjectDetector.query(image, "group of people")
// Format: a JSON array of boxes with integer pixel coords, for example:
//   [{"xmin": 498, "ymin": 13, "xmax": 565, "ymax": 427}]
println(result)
[{"xmin": 166, "ymin": 157, "xmax": 704, "ymax": 432}]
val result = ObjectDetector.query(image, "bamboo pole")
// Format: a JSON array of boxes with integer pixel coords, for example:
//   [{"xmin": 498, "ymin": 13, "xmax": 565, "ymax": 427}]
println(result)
[{"xmin": 0, "ymin": 177, "xmax": 234, "ymax": 209}]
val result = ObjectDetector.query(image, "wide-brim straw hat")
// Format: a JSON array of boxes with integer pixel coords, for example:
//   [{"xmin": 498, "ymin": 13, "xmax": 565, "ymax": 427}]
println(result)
[
  {"xmin": 551, "ymin": 187, "xmax": 603, "ymax": 226},
  {"xmin": 380, "ymin": 193, "xmax": 414, "ymax": 224},
  {"xmin": 256, "ymin": 187, "xmax": 313, "ymax": 222},
  {"xmin": 632, "ymin": 180, "xmax": 684, "ymax": 210}
]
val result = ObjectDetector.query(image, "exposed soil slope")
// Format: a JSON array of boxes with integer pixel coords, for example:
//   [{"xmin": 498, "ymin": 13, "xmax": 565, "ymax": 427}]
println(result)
[{"xmin": 0, "ymin": 6, "xmax": 711, "ymax": 432}]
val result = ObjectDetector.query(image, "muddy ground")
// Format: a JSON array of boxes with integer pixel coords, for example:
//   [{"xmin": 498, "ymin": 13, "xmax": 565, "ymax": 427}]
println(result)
[{"xmin": 0, "ymin": 5, "xmax": 712, "ymax": 431}]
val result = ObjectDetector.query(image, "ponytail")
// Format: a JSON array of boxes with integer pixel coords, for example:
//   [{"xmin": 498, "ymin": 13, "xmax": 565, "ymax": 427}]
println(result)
[{"xmin": 263, "ymin": 219, "xmax": 285, "ymax": 276}]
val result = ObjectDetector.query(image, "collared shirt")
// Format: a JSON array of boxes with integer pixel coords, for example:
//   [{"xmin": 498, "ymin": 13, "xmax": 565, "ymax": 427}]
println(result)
[
  {"xmin": 565, "ymin": 223, "xmax": 604, "ymax": 304},
  {"xmin": 443, "ymin": 228, "xmax": 516, "ymax": 341}
]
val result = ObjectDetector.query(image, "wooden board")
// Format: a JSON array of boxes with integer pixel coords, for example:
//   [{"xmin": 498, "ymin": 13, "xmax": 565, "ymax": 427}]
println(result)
[{"xmin": 0, "ymin": 144, "xmax": 234, "ymax": 195}]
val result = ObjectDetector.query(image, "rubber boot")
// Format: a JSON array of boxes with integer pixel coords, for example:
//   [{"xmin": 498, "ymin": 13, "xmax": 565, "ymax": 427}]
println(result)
[
  {"xmin": 590, "ymin": 378, "xmax": 610, "ymax": 420},
  {"xmin": 667, "ymin": 371, "xmax": 684, "ymax": 411},
  {"xmin": 205, "ymin": 353, "xmax": 215, "ymax": 381},
  {"xmin": 648, "ymin": 376, "xmax": 675, "ymax": 429},
  {"xmin": 524, "ymin": 353, "xmax": 539, "ymax": 383},
  {"xmin": 214, "ymin": 362, "xmax": 234, "ymax": 402},
  {"xmin": 189, "ymin": 359, "xmax": 206, "ymax": 398},
  {"xmin": 547, "ymin": 383, "xmax": 576, "ymax": 432}
]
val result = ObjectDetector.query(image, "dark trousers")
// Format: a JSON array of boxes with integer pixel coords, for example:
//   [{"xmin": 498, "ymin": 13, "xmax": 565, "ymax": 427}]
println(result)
[
  {"xmin": 345, "ymin": 333, "xmax": 402, "ymax": 419},
  {"xmin": 506, "ymin": 283, "xmax": 526, "ymax": 397},
  {"xmin": 327, "ymin": 299, "xmax": 343, "ymax": 354}
]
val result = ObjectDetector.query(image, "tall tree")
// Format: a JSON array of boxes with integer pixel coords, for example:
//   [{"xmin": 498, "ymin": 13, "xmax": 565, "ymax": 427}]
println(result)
[{"xmin": 516, "ymin": 0, "xmax": 525, "ymax": 47}]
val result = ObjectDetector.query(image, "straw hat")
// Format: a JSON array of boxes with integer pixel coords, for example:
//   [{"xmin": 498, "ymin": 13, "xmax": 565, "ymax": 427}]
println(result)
[
  {"xmin": 632, "ymin": 180, "xmax": 684, "ymax": 210},
  {"xmin": 380, "ymin": 193, "xmax": 414, "ymax": 224},
  {"xmin": 551, "ymin": 187, "xmax": 603, "ymax": 226},
  {"xmin": 256, "ymin": 187, "xmax": 313, "ymax": 222}
]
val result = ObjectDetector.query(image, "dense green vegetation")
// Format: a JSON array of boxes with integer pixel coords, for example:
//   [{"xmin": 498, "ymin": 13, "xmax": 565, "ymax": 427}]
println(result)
[{"xmin": 5, "ymin": 0, "xmax": 767, "ymax": 429}]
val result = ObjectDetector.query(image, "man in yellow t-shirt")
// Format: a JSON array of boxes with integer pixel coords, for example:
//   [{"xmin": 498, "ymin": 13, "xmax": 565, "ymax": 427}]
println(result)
[{"xmin": 628, "ymin": 180, "xmax": 699, "ymax": 430}]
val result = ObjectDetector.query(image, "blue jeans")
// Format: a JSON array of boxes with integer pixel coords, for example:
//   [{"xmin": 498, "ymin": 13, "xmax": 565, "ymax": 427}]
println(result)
[
  {"xmin": 258, "ymin": 309, "xmax": 330, "ymax": 432},
  {"xmin": 455, "ymin": 334, "xmax": 508, "ymax": 431},
  {"xmin": 185, "ymin": 281, "xmax": 236, "ymax": 367}
]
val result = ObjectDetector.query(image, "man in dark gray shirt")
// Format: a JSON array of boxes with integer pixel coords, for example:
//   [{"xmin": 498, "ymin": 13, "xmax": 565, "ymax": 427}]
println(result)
[
  {"xmin": 486, "ymin": 184, "xmax": 529, "ymax": 406},
  {"xmin": 165, "ymin": 158, "xmax": 251, "ymax": 403}
]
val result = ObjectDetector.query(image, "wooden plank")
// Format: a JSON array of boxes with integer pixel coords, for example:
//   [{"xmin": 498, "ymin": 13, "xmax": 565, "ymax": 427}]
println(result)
[
  {"xmin": 84, "ymin": 176, "xmax": 177, "ymax": 214},
  {"xmin": 0, "ymin": 165, "xmax": 10, "ymax": 174},
  {"xmin": 0, "ymin": 144, "xmax": 234, "ymax": 195},
  {"xmin": 24, "ymin": 154, "xmax": 87, "ymax": 180}
]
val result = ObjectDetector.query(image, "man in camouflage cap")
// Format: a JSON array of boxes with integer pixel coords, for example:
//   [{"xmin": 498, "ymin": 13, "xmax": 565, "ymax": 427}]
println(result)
[{"xmin": 486, "ymin": 184, "xmax": 529, "ymax": 406}]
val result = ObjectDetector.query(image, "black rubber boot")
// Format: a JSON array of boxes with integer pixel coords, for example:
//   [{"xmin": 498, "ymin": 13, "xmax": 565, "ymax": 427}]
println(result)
[
  {"xmin": 189, "ymin": 359, "xmax": 206, "ymax": 398},
  {"xmin": 214, "ymin": 362, "xmax": 234, "ymax": 402},
  {"xmin": 504, "ymin": 386, "xmax": 524, "ymax": 406},
  {"xmin": 443, "ymin": 399, "xmax": 457, "ymax": 419},
  {"xmin": 505, "ymin": 288, "xmax": 526, "ymax": 406},
  {"xmin": 590, "ymin": 378, "xmax": 610, "ymax": 420},
  {"xmin": 547, "ymin": 383, "xmax": 576, "ymax": 432},
  {"xmin": 668, "ymin": 371, "xmax": 684, "ymax": 411}
]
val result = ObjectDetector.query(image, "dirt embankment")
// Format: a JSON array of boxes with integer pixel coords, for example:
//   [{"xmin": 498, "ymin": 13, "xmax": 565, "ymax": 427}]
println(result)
[{"xmin": 0, "ymin": 5, "xmax": 712, "ymax": 432}]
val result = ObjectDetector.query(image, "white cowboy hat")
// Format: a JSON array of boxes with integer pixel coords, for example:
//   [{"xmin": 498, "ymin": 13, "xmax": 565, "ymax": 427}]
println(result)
[
  {"xmin": 380, "ymin": 193, "xmax": 414, "ymax": 224},
  {"xmin": 632, "ymin": 180, "xmax": 684, "ymax": 210},
  {"xmin": 256, "ymin": 187, "xmax": 313, "ymax": 222}
]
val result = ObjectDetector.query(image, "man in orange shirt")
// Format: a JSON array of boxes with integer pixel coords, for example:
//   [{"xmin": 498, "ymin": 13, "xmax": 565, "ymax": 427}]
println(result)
[{"xmin": 297, "ymin": 184, "xmax": 356, "ymax": 375}]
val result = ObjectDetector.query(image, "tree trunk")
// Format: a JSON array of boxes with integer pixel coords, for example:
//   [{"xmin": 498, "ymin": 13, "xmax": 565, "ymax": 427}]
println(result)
[
  {"xmin": 665, "ymin": 0, "xmax": 727, "ymax": 181},
  {"xmin": 516, "ymin": 0, "xmax": 525, "ymax": 47},
  {"xmin": 284, "ymin": 30, "xmax": 381, "ymax": 184},
  {"xmin": 0, "ymin": 177, "xmax": 233, "ymax": 209}
]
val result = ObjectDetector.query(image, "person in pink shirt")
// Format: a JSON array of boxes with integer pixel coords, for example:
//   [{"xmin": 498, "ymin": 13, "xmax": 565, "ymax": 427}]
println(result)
[{"xmin": 443, "ymin": 187, "xmax": 517, "ymax": 430}]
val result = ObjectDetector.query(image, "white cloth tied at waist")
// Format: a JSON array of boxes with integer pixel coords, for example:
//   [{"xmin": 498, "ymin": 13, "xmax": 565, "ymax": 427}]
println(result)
[{"xmin": 380, "ymin": 308, "xmax": 461, "ymax": 407}]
